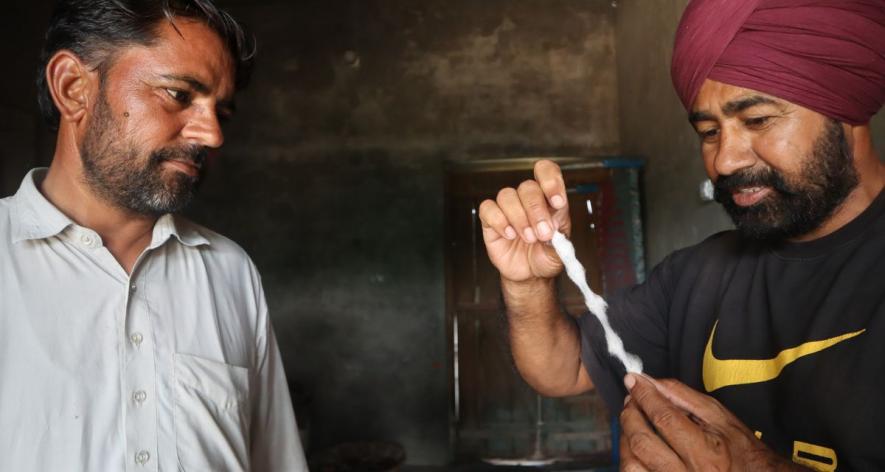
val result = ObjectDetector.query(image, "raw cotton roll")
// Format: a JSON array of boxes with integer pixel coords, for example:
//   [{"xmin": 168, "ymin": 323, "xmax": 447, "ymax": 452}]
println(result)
[{"xmin": 551, "ymin": 231, "xmax": 643, "ymax": 374}]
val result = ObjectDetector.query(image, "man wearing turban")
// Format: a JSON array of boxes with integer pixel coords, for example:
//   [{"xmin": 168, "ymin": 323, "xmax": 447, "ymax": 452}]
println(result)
[{"xmin": 478, "ymin": 0, "xmax": 885, "ymax": 470}]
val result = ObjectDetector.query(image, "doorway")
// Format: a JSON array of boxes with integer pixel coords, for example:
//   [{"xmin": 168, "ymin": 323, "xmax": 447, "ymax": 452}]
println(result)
[{"xmin": 444, "ymin": 157, "xmax": 645, "ymax": 464}]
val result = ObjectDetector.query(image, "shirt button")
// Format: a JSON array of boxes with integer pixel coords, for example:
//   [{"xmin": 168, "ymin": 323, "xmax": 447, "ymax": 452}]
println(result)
[
  {"xmin": 135, "ymin": 450, "xmax": 150, "ymax": 465},
  {"xmin": 130, "ymin": 332, "xmax": 144, "ymax": 346},
  {"xmin": 130, "ymin": 283, "xmax": 137, "ymax": 293},
  {"xmin": 133, "ymin": 390, "xmax": 147, "ymax": 405},
  {"xmin": 80, "ymin": 234, "xmax": 95, "ymax": 247}
]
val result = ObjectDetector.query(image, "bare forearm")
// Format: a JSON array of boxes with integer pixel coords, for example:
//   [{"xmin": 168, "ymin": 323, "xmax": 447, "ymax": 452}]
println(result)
[{"xmin": 502, "ymin": 277, "xmax": 593, "ymax": 396}]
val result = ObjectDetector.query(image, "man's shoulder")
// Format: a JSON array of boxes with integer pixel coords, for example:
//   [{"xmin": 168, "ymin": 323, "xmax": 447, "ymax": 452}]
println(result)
[
  {"xmin": 0, "ymin": 194, "xmax": 18, "ymax": 242},
  {"xmin": 666, "ymin": 229, "xmax": 744, "ymax": 269},
  {"xmin": 172, "ymin": 215, "xmax": 256, "ymax": 266},
  {"xmin": 0, "ymin": 192, "xmax": 16, "ymax": 213},
  {"xmin": 636, "ymin": 230, "xmax": 748, "ymax": 308}
]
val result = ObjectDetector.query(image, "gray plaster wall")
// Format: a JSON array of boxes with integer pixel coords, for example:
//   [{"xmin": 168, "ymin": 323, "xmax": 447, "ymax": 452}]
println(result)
[
  {"xmin": 0, "ymin": 2, "xmax": 53, "ymax": 194},
  {"xmin": 198, "ymin": 0, "xmax": 621, "ymax": 464},
  {"xmin": 614, "ymin": 0, "xmax": 731, "ymax": 267},
  {"xmin": 0, "ymin": 1, "xmax": 621, "ymax": 465},
  {"xmin": 872, "ymin": 114, "xmax": 885, "ymax": 159},
  {"xmin": 4, "ymin": 0, "xmax": 883, "ymax": 466},
  {"xmin": 0, "ymin": 2, "xmax": 620, "ymax": 464},
  {"xmin": 615, "ymin": 0, "xmax": 885, "ymax": 267}
]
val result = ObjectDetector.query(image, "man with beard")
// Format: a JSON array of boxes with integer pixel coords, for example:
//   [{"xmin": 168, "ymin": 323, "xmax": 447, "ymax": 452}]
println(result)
[
  {"xmin": 0, "ymin": 1, "xmax": 307, "ymax": 470},
  {"xmin": 479, "ymin": 0, "xmax": 885, "ymax": 470}
]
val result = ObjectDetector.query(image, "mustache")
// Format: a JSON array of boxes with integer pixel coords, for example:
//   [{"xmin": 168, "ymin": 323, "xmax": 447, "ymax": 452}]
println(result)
[
  {"xmin": 713, "ymin": 168, "xmax": 795, "ymax": 204},
  {"xmin": 150, "ymin": 145, "xmax": 209, "ymax": 169}
]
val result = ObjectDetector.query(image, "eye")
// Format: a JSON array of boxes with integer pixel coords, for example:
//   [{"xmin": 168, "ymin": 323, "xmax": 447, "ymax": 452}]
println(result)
[
  {"xmin": 697, "ymin": 127, "xmax": 720, "ymax": 143},
  {"xmin": 744, "ymin": 116, "xmax": 771, "ymax": 128},
  {"xmin": 165, "ymin": 88, "xmax": 191, "ymax": 104}
]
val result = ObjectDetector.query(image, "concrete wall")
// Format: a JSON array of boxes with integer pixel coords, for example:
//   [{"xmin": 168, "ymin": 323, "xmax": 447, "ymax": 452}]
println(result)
[
  {"xmin": 0, "ymin": 2, "xmax": 53, "ymax": 195},
  {"xmin": 1, "ymin": 2, "xmax": 619, "ymax": 464},
  {"xmin": 614, "ymin": 0, "xmax": 732, "ymax": 266},
  {"xmin": 0, "ymin": 0, "xmax": 619, "ymax": 465},
  {"xmin": 873, "ymin": 114, "xmax": 885, "ymax": 158},
  {"xmin": 3, "ymin": 0, "xmax": 883, "ymax": 466},
  {"xmin": 199, "ymin": 0, "xmax": 621, "ymax": 464}
]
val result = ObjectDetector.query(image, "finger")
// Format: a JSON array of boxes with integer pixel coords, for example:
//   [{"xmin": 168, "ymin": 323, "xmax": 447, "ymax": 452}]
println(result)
[
  {"xmin": 625, "ymin": 374, "xmax": 712, "ymax": 463},
  {"xmin": 619, "ymin": 429, "xmax": 650, "ymax": 472},
  {"xmin": 533, "ymin": 159, "xmax": 568, "ymax": 211},
  {"xmin": 651, "ymin": 377, "xmax": 756, "ymax": 439},
  {"xmin": 620, "ymin": 396, "xmax": 649, "ymax": 472},
  {"xmin": 620, "ymin": 399, "xmax": 684, "ymax": 471},
  {"xmin": 648, "ymin": 377, "xmax": 733, "ymax": 426},
  {"xmin": 478, "ymin": 199, "xmax": 517, "ymax": 242},
  {"xmin": 496, "ymin": 187, "xmax": 535, "ymax": 244},
  {"xmin": 517, "ymin": 180, "xmax": 555, "ymax": 242}
]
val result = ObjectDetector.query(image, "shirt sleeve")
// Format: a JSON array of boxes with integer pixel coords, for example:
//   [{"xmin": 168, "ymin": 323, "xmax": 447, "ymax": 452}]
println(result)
[
  {"xmin": 576, "ymin": 251, "xmax": 678, "ymax": 412},
  {"xmin": 248, "ymin": 272, "xmax": 308, "ymax": 471}
]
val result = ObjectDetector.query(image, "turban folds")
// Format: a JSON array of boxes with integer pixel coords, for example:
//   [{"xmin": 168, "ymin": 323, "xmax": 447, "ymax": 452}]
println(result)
[{"xmin": 671, "ymin": 0, "xmax": 885, "ymax": 125}]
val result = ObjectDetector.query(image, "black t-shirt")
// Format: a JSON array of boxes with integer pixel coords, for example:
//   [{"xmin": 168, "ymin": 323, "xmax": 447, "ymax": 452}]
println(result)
[{"xmin": 579, "ymin": 189, "xmax": 885, "ymax": 470}]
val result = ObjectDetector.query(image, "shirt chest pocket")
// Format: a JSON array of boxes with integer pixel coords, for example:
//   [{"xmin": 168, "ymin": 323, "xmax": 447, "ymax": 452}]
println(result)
[{"xmin": 173, "ymin": 353, "xmax": 251, "ymax": 472}]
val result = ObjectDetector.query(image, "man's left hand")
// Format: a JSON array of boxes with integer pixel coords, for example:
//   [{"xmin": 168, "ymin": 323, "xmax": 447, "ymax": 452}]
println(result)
[{"xmin": 619, "ymin": 374, "xmax": 806, "ymax": 471}]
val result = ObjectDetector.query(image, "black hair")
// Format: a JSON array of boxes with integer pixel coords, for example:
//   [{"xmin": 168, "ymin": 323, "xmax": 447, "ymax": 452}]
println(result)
[{"xmin": 37, "ymin": 0, "xmax": 255, "ymax": 131}]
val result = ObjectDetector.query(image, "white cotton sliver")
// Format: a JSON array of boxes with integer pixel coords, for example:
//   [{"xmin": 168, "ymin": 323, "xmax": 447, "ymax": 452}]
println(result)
[{"xmin": 551, "ymin": 231, "xmax": 644, "ymax": 374}]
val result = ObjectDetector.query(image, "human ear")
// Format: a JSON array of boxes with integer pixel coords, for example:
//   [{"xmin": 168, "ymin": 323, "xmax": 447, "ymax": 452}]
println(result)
[
  {"xmin": 845, "ymin": 123, "xmax": 876, "ymax": 163},
  {"xmin": 842, "ymin": 122, "xmax": 855, "ymax": 149},
  {"xmin": 45, "ymin": 50, "xmax": 97, "ymax": 125}
]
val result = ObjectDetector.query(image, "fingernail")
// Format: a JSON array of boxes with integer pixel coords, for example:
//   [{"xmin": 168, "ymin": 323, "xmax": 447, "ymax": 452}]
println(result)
[
  {"xmin": 551, "ymin": 195, "xmax": 565, "ymax": 209},
  {"xmin": 624, "ymin": 374, "xmax": 637, "ymax": 391},
  {"xmin": 523, "ymin": 227, "xmax": 537, "ymax": 243},
  {"xmin": 623, "ymin": 394, "xmax": 631, "ymax": 406},
  {"xmin": 504, "ymin": 226, "xmax": 517, "ymax": 240},
  {"xmin": 537, "ymin": 221, "xmax": 551, "ymax": 238}
]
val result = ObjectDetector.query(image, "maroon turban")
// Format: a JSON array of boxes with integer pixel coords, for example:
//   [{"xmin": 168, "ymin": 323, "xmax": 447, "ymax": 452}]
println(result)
[{"xmin": 671, "ymin": 0, "xmax": 885, "ymax": 125}]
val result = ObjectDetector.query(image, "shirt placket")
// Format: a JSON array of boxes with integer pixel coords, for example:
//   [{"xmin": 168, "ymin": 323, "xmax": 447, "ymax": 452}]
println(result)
[
  {"xmin": 68, "ymin": 225, "xmax": 161, "ymax": 471},
  {"xmin": 123, "ymin": 269, "xmax": 160, "ymax": 472}
]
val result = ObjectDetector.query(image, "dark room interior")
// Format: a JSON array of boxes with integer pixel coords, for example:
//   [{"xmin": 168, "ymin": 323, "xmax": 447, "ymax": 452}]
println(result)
[{"xmin": 2, "ymin": 0, "xmax": 884, "ymax": 470}]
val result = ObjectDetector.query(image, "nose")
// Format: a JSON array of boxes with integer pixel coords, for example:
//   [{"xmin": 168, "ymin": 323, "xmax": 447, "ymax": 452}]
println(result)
[
  {"xmin": 181, "ymin": 106, "xmax": 225, "ymax": 149},
  {"xmin": 712, "ymin": 127, "xmax": 756, "ymax": 178}
]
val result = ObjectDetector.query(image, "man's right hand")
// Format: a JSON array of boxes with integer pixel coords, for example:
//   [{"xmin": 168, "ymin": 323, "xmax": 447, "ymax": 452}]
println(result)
[
  {"xmin": 479, "ymin": 159, "xmax": 593, "ymax": 397},
  {"xmin": 478, "ymin": 159, "xmax": 572, "ymax": 283}
]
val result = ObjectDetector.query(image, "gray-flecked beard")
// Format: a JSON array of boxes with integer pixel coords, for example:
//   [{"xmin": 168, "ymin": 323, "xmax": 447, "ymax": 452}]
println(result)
[
  {"xmin": 713, "ymin": 119, "xmax": 858, "ymax": 241},
  {"xmin": 80, "ymin": 90, "xmax": 207, "ymax": 216}
]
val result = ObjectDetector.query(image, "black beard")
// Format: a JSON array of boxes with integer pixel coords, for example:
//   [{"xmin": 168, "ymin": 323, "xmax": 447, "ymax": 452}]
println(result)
[
  {"xmin": 80, "ymin": 89, "xmax": 207, "ymax": 216},
  {"xmin": 713, "ymin": 120, "xmax": 858, "ymax": 241}
]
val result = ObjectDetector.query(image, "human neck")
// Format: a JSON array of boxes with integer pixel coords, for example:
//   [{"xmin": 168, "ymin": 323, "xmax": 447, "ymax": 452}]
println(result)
[
  {"xmin": 790, "ymin": 125, "xmax": 885, "ymax": 242},
  {"xmin": 41, "ymin": 131, "xmax": 157, "ymax": 274}
]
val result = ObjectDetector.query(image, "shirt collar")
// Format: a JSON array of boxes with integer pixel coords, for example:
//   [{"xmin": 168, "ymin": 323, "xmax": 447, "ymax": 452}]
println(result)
[
  {"xmin": 11, "ymin": 167, "xmax": 210, "ymax": 248},
  {"xmin": 149, "ymin": 214, "xmax": 211, "ymax": 249},
  {"xmin": 10, "ymin": 168, "xmax": 74, "ymax": 244}
]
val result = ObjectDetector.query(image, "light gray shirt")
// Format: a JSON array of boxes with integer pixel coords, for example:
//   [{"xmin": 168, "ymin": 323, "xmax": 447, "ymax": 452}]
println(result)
[{"xmin": 0, "ymin": 169, "xmax": 307, "ymax": 471}]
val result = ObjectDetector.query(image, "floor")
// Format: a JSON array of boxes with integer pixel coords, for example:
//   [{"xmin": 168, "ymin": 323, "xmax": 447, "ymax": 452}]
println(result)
[{"xmin": 401, "ymin": 459, "xmax": 616, "ymax": 472}]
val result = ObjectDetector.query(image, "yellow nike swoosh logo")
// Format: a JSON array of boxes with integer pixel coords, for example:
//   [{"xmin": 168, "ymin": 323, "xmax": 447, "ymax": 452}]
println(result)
[{"xmin": 703, "ymin": 321, "xmax": 865, "ymax": 392}]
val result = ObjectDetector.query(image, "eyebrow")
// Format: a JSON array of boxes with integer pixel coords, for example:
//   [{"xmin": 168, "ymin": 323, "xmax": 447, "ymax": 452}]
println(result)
[
  {"xmin": 160, "ymin": 73, "xmax": 236, "ymax": 112},
  {"xmin": 161, "ymin": 74, "xmax": 210, "ymax": 94},
  {"xmin": 689, "ymin": 95, "xmax": 780, "ymax": 123}
]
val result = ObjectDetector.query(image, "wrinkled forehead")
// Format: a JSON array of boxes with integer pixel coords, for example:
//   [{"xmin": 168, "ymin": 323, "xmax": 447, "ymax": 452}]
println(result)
[
  {"xmin": 672, "ymin": 0, "xmax": 885, "ymax": 125},
  {"xmin": 690, "ymin": 79, "xmax": 815, "ymax": 124},
  {"xmin": 112, "ymin": 18, "xmax": 236, "ymax": 98},
  {"xmin": 691, "ymin": 80, "xmax": 782, "ymax": 112}
]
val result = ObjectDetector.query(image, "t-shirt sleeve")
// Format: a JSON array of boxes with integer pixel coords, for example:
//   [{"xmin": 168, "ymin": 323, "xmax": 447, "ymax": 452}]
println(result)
[{"xmin": 576, "ymin": 251, "xmax": 678, "ymax": 412}]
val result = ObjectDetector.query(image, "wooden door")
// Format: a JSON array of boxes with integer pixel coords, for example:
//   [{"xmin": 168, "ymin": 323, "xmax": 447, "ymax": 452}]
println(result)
[{"xmin": 445, "ymin": 158, "xmax": 641, "ymax": 462}]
